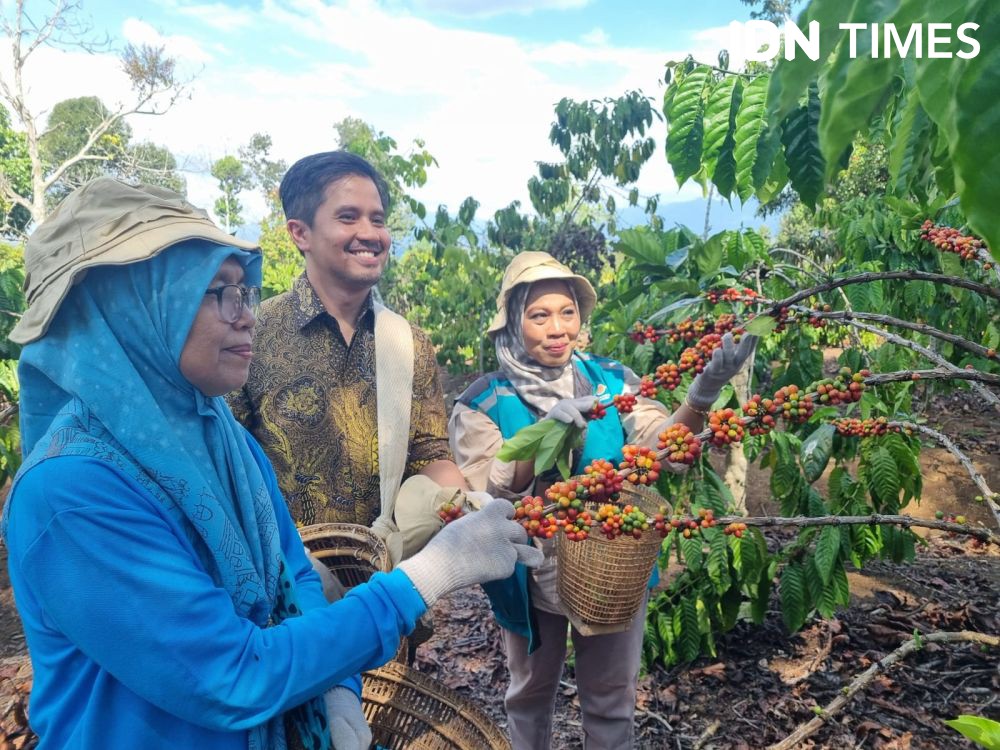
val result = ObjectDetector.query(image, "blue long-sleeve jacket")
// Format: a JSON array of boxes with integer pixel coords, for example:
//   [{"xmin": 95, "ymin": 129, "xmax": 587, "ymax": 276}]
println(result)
[{"xmin": 4, "ymin": 433, "xmax": 426, "ymax": 749}]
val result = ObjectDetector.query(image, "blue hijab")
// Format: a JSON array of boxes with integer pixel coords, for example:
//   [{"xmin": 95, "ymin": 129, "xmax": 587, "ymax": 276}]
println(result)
[{"xmin": 6, "ymin": 240, "xmax": 330, "ymax": 750}]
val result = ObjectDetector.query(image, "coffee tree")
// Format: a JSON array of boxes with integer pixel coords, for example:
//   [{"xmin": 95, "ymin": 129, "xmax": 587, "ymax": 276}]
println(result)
[{"xmin": 486, "ymin": 0, "xmax": 999, "ymax": 672}]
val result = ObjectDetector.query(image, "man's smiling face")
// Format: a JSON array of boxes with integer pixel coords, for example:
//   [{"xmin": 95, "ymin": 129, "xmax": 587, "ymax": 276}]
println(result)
[{"xmin": 289, "ymin": 174, "xmax": 391, "ymax": 294}]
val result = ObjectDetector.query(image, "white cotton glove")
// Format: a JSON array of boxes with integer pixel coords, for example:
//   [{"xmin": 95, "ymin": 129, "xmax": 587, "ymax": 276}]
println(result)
[
  {"xmin": 463, "ymin": 490, "xmax": 496, "ymax": 511},
  {"xmin": 544, "ymin": 395, "xmax": 598, "ymax": 429},
  {"xmin": 325, "ymin": 686, "xmax": 372, "ymax": 750},
  {"xmin": 396, "ymin": 497, "xmax": 544, "ymax": 607},
  {"xmin": 685, "ymin": 333, "xmax": 758, "ymax": 411}
]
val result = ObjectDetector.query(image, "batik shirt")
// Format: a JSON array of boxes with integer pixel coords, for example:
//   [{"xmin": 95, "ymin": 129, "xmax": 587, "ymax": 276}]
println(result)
[{"xmin": 227, "ymin": 273, "xmax": 453, "ymax": 526}]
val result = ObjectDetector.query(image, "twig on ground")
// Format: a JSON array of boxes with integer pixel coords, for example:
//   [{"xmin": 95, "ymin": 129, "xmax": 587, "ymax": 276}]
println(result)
[
  {"xmin": 767, "ymin": 630, "xmax": 999, "ymax": 750},
  {"xmin": 693, "ymin": 719, "xmax": 721, "ymax": 749},
  {"xmin": 640, "ymin": 708, "xmax": 674, "ymax": 732}
]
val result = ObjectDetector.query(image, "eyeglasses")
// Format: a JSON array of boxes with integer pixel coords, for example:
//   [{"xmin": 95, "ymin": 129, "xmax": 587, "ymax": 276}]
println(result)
[{"xmin": 204, "ymin": 284, "xmax": 261, "ymax": 323}]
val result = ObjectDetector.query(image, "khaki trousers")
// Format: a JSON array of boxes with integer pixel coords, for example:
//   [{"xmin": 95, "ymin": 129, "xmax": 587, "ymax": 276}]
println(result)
[{"xmin": 502, "ymin": 600, "xmax": 647, "ymax": 750}]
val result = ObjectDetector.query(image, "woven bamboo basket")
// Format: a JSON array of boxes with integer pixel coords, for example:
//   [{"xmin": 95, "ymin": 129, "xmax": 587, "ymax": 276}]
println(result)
[
  {"xmin": 556, "ymin": 483, "xmax": 670, "ymax": 628},
  {"xmin": 299, "ymin": 522, "xmax": 391, "ymax": 589},
  {"xmin": 362, "ymin": 660, "xmax": 511, "ymax": 750},
  {"xmin": 298, "ymin": 522, "xmax": 411, "ymax": 662}
]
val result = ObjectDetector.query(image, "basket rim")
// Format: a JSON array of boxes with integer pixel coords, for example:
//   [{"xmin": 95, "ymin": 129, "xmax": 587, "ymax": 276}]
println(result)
[
  {"xmin": 615, "ymin": 482, "xmax": 673, "ymax": 516},
  {"xmin": 299, "ymin": 522, "xmax": 386, "ymax": 544},
  {"xmin": 362, "ymin": 661, "xmax": 511, "ymax": 748}
]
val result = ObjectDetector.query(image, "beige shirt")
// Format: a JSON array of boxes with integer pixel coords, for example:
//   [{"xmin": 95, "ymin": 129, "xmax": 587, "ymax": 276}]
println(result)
[{"xmin": 448, "ymin": 394, "xmax": 673, "ymax": 616}]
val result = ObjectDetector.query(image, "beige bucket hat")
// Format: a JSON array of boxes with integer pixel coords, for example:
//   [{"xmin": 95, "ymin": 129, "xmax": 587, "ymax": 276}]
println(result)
[
  {"xmin": 11, "ymin": 177, "xmax": 259, "ymax": 344},
  {"xmin": 487, "ymin": 251, "xmax": 597, "ymax": 340}
]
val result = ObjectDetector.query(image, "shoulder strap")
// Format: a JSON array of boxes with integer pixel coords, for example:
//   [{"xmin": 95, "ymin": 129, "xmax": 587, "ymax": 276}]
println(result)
[{"xmin": 372, "ymin": 302, "xmax": 414, "ymax": 529}]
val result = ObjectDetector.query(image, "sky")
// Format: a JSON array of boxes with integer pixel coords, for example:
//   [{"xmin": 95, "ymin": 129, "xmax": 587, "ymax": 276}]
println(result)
[{"xmin": 5, "ymin": 0, "xmax": 778, "ymax": 233}]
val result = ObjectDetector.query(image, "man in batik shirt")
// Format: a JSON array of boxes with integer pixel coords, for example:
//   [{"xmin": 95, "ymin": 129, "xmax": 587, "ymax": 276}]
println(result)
[{"xmin": 227, "ymin": 151, "xmax": 470, "ymax": 528}]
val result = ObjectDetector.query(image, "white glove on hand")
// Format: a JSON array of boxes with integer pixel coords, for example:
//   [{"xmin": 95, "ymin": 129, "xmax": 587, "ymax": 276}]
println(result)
[
  {"xmin": 685, "ymin": 332, "xmax": 758, "ymax": 411},
  {"xmin": 325, "ymin": 686, "xmax": 371, "ymax": 750},
  {"xmin": 396, "ymin": 498, "xmax": 544, "ymax": 607},
  {"xmin": 463, "ymin": 490, "xmax": 495, "ymax": 511},
  {"xmin": 544, "ymin": 395, "xmax": 598, "ymax": 429}
]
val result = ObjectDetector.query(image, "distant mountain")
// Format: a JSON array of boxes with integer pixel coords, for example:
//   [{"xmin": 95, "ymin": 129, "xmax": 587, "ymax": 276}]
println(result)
[
  {"xmin": 626, "ymin": 195, "xmax": 780, "ymax": 236},
  {"xmin": 236, "ymin": 195, "xmax": 782, "ymax": 255}
]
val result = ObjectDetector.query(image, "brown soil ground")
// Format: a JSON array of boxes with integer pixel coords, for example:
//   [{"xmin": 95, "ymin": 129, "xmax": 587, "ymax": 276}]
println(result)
[{"xmin": 1, "ymin": 386, "xmax": 998, "ymax": 749}]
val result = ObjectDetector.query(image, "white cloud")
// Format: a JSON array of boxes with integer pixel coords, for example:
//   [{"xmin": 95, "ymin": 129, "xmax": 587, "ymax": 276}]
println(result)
[
  {"xmin": 690, "ymin": 24, "xmax": 753, "ymax": 71},
  {"xmin": 405, "ymin": 0, "xmax": 590, "ymax": 17},
  {"xmin": 243, "ymin": 0, "xmax": 699, "ymax": 216},
  {"xmin": 3, "ymin": 1, "xmax": 748, "ymax": 226},
  {"xmin": 581, "ymin": 27, "xmax": 609, "ymax": 46},
  {"xmin": 171, "ymin": 2, "xmax": 258, "ymax": 31}
]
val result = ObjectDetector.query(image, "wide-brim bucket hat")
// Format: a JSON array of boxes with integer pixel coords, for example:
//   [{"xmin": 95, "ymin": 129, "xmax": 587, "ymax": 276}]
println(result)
[
  {"xmin": 11, "ymin": 177, "xmax": 260, "ymax": 344},
  {"xmin": 487, "ymin": 251, "xmax": 597, "ymax": 340}
]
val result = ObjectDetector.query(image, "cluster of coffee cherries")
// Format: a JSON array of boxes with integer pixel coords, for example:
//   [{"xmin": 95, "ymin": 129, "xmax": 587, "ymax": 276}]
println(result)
[
  {"xmin": 658, "ymin": 423, "xmax": 703, "ymax": 465},
  {"xmin": 655, "ymin": 508, "xmax": 719, "ymax": 539},
  {"xmin": 921, "ymin": 220, "xmax": 990, "ymax": 266},
  {"xmin": 707, "ymin": 408, "xmax": 745, "ymax": 447},
  {"xmin": 735, "ymin": 368, "xmax": 870, "ymax": 436},
  {"xmin": 638, "ymin": 376, "xmax": 659, "ymax": 398},
  {"xmin": 612, "ymin": 392, "xmax": 638, "ymax": 413},
  {"xmin": 665, "ymin": 317, "xmax": 711, "ymax": 344},
  {"xmin": 807, "ymin": 303, "xmax": 832, "ymax": 328},
  {"xmin": 629, "ymin": 321, "xmax": 661, "ymax": 344},
  {"xmin": 580, "ymin": 458, "xmax": 625, "ymax": 502},
  {"xmin": 738, "ymin": 386, "xmax": 815, "ymax": 429},
  {"xmin": 624, "ymin": 321, "xmax": 753, "ymax": 410},
  {"xmin": 811, "ymin": 368, "xmax": 870, "ymax": 405},
  {"xmin": 723, "ymin": 521, "xmax": 748, "ymax": 538},
  {"xmin": 695, "ymin": 332, "xmax": 723, "ymax": 357},
  {"xmin": 512, "ymin": 495, "xmax": 555, "ymax": 539},
  {"xmin": 741, "ymin": 395, "xmax": 777, "ymax": 436},
  {"xmin": 704, "ymin": 287, "xmax": 760, "ymax": 304},
  {"xmin": 629, "ymin": 312, "xmax": 741, "ymax": 346},
  {"xmin": 655, "ymin": 362, "xmax": 683, "ymax": 391},
  {"xmin": 550, "ymin": 479, "xmax": 597, "ymax": 540},
  {"xmin": 513, "ymin": 473, "xmax": 668, "ymax": 542},
  {"xmin": 438, "ymin": 501, "xmax": 464, "ymax": 523},
  {"xmin": 832, "ymin": 416, "xmax": 899, "ymax": 438},
  {"xmin": 586, "ymin": 400, "xmax": 607, "ymax": 420},
  {"xmin": 620, "ymin": 444, "xmax": 661, "ymax": 485},
  {"xmin": 512, "ymin": 481, "xmax": 595, "ymax": 541},
  {"xmin": 771, "ymin": 306, "xmax": 793, "ymax": 334},
  {"xmin": 679, "ymin": 347, "xmax": 707, "ymax": 374},
  {"xmin": 772, "ymin": 384, "xmax": 816, "ymax": 424},
  {"xmin": 595, "ymin": 503, "xmax": 652, "ymax": 539}
]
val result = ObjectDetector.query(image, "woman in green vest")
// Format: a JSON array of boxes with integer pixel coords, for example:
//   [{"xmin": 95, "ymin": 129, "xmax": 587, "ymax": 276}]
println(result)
[{"xmin": 449, "ymin": 251, "xmax": 756, "ymax": 749}]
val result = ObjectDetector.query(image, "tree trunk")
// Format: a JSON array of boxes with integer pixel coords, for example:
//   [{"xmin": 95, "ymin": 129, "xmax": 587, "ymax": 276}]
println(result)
[{"xmin": 723, "ymin": 354, "xmax": 754, "ymax": 514}]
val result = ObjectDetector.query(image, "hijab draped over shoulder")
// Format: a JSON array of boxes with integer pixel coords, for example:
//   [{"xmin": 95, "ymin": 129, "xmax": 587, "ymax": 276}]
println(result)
[{"xmin": 5, "ymin": 240, "xmax": 331, "ymax": 750}]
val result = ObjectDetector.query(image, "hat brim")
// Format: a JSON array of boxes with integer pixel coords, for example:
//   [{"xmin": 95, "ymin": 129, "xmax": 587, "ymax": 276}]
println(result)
[
  {"xmin": 487, "ymin": 273, "xmax": 597, "ymax": 340},
  {"xmin": 11, "ymin": 220, "xmax": 259, "ymax": 344}
]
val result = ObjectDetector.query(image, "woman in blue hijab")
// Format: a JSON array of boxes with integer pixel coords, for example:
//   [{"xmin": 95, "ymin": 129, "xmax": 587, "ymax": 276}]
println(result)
[{"xmin": 1, "ymin": 179, "xmax": 540, "ymax": 750}]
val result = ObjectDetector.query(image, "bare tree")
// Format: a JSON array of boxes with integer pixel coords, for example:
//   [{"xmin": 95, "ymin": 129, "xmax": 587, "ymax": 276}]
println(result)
[{"xmin": 0, "ymin": 0, "xmax": 188, "ymax": 231}]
